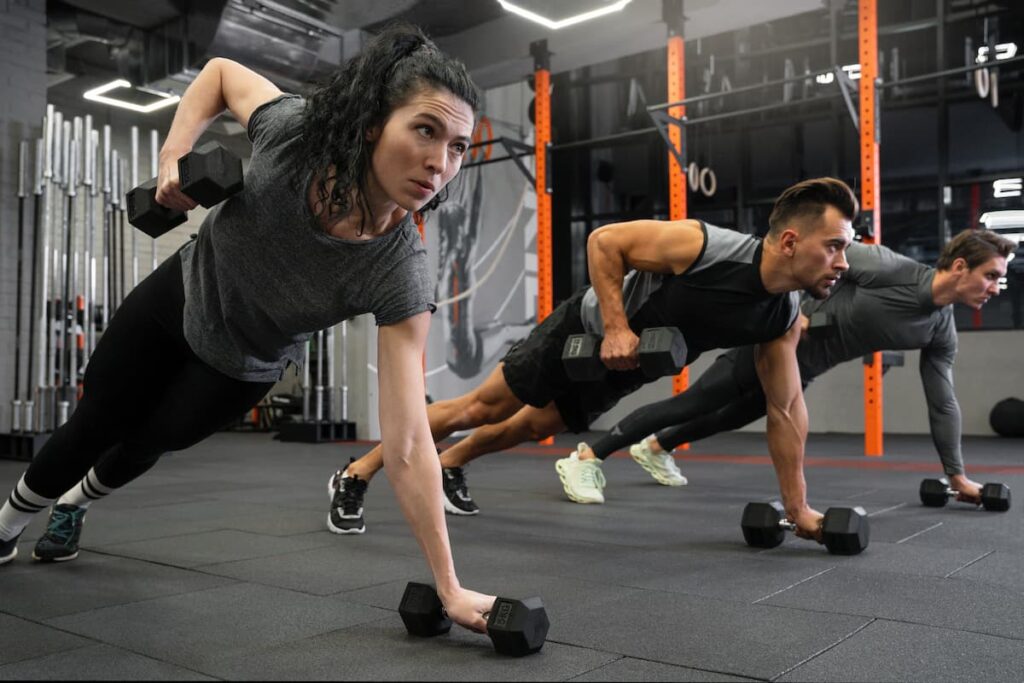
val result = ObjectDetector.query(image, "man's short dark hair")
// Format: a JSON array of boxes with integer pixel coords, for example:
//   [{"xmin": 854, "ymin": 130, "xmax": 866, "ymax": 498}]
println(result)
[
  {"xmin": 936, "ymin": 229, "xmax": 1016, "ymax": 270},
  {"xmin": 768, "ymin": 177, "xmax": 859, "ymax": 237}
]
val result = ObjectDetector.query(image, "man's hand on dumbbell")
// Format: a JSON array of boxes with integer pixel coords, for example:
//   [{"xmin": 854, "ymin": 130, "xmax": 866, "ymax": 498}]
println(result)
[
  {"xmin": 919, "ymin": 477, "xmax": 1010, "ymax": 511},
  {"xmin": 156, "ymin": 147, "xmax": 199, "ymax": 213},
  {"xmin": 600, "ymin": 326, "xmax": 640, "ymax": 371},
  {"xmin": 442, "ymin": 586, "xmax": 496, "ymax": 634},
  {"xmin": 742, "ymin": 501, "xmax": 869, "ymax": 554},
  {"xmin": 947, "ymin": 474, "xmax": 983, "ymax": 504},
  {"xmin": 791, "ymin": 506, "xmax": 825, "ymax": 543}
]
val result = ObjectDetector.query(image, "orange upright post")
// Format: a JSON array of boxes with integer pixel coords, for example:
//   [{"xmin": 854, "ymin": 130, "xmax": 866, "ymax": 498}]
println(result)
[
  {"xmin": 859, "ymin": 0, "xmax": 883, "ymax": 456},
  {"xmin": 416, "ymin": 213, "xmax": 427, "ymax": 373},
  {"xmin": 665, "ymin": 2, "xmax": 690, "ymax": 447},
  {"xmin": 532, "ymin": 41, "xmax": 553, "ymax": 325},
  {"xmin": 532, "ymin": 40, "xmax": 554, "ymax": 446}
]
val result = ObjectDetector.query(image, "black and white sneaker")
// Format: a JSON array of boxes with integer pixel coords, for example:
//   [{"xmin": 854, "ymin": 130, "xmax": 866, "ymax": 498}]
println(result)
[
  {"xmin": 327, "ymin": 465, "xmax": 368, "ymax": 535},
  {"xmin": 442, "ymin": 467, "xmax": 479, "ymax": 516}
]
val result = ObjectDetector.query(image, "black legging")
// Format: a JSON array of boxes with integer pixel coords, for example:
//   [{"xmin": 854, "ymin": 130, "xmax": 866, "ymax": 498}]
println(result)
[
  {"xmin": 23, "ymin": 251, "xmax": 274, "ymax": 498},
  {"xmin": 591, "ymin": 346, "xmax": 767, "ymax": 460}
]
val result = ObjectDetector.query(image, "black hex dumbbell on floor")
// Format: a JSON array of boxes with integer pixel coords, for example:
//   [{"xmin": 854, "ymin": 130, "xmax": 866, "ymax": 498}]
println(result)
[
  {"xmin": 126, "ymin": 141, "xmax": 244, "ymax": 238},
  {"xmin": 919, "ymin": 478, "xmax": 1011, "ymax": 512},
  {"xmin": 562, "ymin": 327, "xmax": 687, "ymax": 381},
  {"xmin": 399, "ymin": 582, "xmax": 550, "ymax": 657},
  {"xmin": 741, "ymin": 501, "xmax": 870, "ymax": 555}
]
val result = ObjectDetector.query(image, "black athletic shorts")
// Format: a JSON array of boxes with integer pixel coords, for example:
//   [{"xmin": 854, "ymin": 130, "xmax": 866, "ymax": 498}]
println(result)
[{"xmin": 500, "ymin": 289, "xmax": 648, "ymax": 433}]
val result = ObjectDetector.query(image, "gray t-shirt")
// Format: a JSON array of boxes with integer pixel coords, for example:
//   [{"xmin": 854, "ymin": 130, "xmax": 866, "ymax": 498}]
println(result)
[
  {"xmin": 180, "ymin": 95, "xmax": 435, "ymax": 382},
  {"xmin": 800, "ymin": 242, "xmax": 962, "ymax": 474}
]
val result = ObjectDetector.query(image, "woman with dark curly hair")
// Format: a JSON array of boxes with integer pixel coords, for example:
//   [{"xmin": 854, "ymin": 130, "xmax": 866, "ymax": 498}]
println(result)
[{"xmin": 0, "ymin": 24, "xmax": 496, "ymax": 632}]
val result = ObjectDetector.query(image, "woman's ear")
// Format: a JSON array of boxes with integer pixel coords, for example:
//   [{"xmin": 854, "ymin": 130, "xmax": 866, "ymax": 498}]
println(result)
[{"xmin": 366, "ymin": 125, "xmax": 381, "ymax": 143}]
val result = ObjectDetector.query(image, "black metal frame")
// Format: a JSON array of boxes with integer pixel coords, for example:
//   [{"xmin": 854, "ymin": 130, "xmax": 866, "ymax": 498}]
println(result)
[{"xmin": 462, "ymin": 136, "xmax": 536, "ymax": 186}]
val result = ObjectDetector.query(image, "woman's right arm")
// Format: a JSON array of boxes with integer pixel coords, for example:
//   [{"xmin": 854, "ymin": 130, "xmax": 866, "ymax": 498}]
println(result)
[{"xmin": 157, "ymin": 58, "xmax": 282, "ymax": 211}]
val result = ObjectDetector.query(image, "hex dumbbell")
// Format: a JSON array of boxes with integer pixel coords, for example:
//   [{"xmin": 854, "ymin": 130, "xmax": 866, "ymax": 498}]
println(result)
[
  {"xmin": 126, "ymin": 141, "xmax": 244, "ymax": 238},
  {"xmin": 919, "ymin": 478, "xmax": 1011, "ymax": 512},
  {"xmin": 740, "ymin": 501, "xmax": 870, "ymax": 555},
  {"xmin": 806, "ymin": 311, "xmax": 836, "ymax": 337},
  {"xmin": 399, "ymin": 582, "xmax": 550, "ymax": 657},
  {"xmin": 562, "ymin": 327, "xmax": 687, "ymax": 382}
]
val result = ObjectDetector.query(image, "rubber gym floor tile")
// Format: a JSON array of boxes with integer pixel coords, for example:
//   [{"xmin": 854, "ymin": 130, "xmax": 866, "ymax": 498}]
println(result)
[
  {"xmin": 94, "ymin": 528, "xmax": 333, "ymax": 568},
  {"xmin": 898, "ymin": 509, "xmax": 1024, "ymax": 552},
  {"xmin": 569, "ymin": 656, "xmax": 759, "ymax": 682},
  {"xmin": 445, "ymin": 500, "xmax": 741, "ymax": 551},
  {"xmin": 761, "ymin": 566, "xmax": 1024, "ymax": 640},
  {"xmin": 44, "ymin": 582, "xmax": 391, "ymax": 671},
  {"xmin": 339, "ymin": 574, "xmax": 869, "ymax": 680},
  {"xmin": 792, "ymin": 540, "xmax": 989, "ymax": 579},
  {"xmin": 776, "ymin": 618, "xmax": 1024, "ymax": 682},
  {"xmin": 194, "ymin": 483, "xmax": 331, "ymax": 510},
  {"xmin": 450, "ymin": 524, "xmax": 841, "ymax": 602},
  {"xmin": 532, "ymin": 583, "xmax": 870, "ymax": 679},
  {"xmin": 198, "ymin": 617, "xmax": 618, "ymax": 681},
  {"xmin": 199, "ymin": 542, "xmax": 427, "ymax": 596},
  {"xmin": 76, "ymin": 500, "xmax": 282, "ymax": 547},
  {"xmin": 215, "ymin": 506, "xmax": 334, "ymax": 536},
  {"xmin": 948, "ymin": 550, "xmax": 1024, "ymax": 592},
  {"xmin": 0, "ymin": 643, "xmax": 216, "ymax": 681},
  {"xmin": 0, "ymin": 613, "xmax": 91, "ymax": 666},
  {"xmin": 0, "ymin": 551, "xmax": 235, "ymax": 620}
]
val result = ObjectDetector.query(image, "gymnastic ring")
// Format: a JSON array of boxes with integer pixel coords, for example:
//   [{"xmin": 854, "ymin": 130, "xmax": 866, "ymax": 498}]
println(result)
[
  {"xmin": 975, "ymin": 66, "xmax": 990, "ymax": 99},
  {"xmin": 699, "ymin": 166, "xmax": 717, "ymax": 197},
  {"xmin": 687, "ymin": 162, "xmax": 700, "ymax": 192}
]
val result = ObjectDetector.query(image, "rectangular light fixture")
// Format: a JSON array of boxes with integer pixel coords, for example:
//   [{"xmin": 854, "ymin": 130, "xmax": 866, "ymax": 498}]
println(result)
[
  {"xmin": 976, "ymin": 43, "xmax": 1018, "ymax": 64},
  {"xmin": 497, "ymin": 1, "xmax": 632, "ymax": 30},
  {"xmin": 992, "ymin": 178, "xmax": 1023, "ymax": 199},
  {"xmin": 815, "ymin": 64, "xmax": 862, "ymax": 85},
  {"xmin": 83, "ymin": 79, "xmax": 181, "ymax": 114},
  {"xmin": 980, "ymin": 210, "xmax": 1024, "ymax": 258}
]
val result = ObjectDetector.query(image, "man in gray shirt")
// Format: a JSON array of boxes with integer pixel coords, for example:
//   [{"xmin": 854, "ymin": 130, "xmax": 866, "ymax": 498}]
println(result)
[{"xmin": 591, "ymin": 228, "xmax": 1016, "ymax": 504}]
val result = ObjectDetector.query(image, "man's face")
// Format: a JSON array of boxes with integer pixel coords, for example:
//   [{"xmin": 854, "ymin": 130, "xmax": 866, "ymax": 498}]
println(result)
[
  {"xmin": 786, "ymin": 205, "xmax": 855, "ymax": 300},
  {"xmin": 953, "ymin": 255, "xmax": 1007, "ymax": 309}
]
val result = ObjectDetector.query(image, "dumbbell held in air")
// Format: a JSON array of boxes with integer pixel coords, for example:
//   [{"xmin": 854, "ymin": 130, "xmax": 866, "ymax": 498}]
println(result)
[
  {"xmin": 919, "ymin": 478, "xmax": 1011, "ymax": 512},
  {"xmin": 562, "ymin": 327, "xmax": 687, "ymax": 381},
  {"xmin": 806, "ymin": 311, "xmax": 836, "ymax": 338},
  {"xmin": 126, "ymin": 141, "xmax": 244, "ymax": 238},
  {"xmin": 399, "ymin": 582, "xmax": 550, "ymax": 657},
  {"xmin": 740, "ymin": 501, "xmax": 870, "ymax": 555}
]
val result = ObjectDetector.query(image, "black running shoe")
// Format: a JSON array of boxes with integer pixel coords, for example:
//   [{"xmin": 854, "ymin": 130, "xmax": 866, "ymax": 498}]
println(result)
[
  {"xmin": 442, "ymin": 467, "xmax": 479, "ymax": 516},
  {"xmin": 0, "ymin": 533, "xmax": 21, "ymax": 565},
  {"xmin": 33, "ymin": 504, "xmax": 87, "ymax": 562},
  {"xmin": 327, "ymin": 466, "xmax": 368, "ymax": 535}
]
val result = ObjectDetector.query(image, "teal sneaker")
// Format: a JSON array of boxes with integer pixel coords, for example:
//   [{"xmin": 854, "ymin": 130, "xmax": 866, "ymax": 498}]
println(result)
[{"xmin": 32, "ymin": 504, "xmax": 87, "ymax": 562}]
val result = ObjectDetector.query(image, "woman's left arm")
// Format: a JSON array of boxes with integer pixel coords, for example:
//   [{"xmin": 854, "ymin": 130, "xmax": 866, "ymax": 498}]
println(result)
[{"xmin": 377, "ymin": 312, "xmax": 492, "ymax": 631}]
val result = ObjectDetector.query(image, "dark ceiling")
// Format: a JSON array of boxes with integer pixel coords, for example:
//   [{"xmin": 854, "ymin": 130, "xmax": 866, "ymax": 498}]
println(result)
[{"xmin": 364, "ymin": 0, "xmax": 508, "ymax": 38}]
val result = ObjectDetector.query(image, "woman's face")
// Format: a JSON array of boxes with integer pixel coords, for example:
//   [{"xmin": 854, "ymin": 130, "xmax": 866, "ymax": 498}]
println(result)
[{"xmin": 367, "ymin": 86, "xmax": 475, "ymax": 212}]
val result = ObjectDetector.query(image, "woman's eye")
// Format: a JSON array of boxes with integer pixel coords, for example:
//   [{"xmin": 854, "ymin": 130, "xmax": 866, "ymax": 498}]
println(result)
[
  {"xmin": 452, "ymin": 143, "xmax": 467, "ymax": 155},
  {"xmin": 417, "ymin": 125, "xmax": 433, "ymax": 137}
]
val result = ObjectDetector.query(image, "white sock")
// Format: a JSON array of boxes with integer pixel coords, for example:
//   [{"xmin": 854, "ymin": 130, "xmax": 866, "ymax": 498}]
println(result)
[
  {"xmin": 58, "ymin": 469, "xmax": 115, "ymax": 509},
  {"xmin": 0, "ymin": 475, "xmax": 56, "ymax": 541}
]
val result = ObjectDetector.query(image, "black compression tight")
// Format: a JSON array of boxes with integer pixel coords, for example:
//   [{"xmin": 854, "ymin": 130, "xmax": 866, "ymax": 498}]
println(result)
[
  {"xmin": 22, "ymin": 252, "xmax": 273, "ymax": 499},
  {"xmin": 590, "ymin": 346, "xmax": 765, "ymax": 460}
]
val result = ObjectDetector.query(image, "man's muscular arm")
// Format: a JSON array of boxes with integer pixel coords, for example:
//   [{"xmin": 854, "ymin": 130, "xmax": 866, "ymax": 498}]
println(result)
[
  {"xmin": 586, "ymin": 219, "xmax": 704, "ymax": 370},
  {"xmin": 755, "ymin": 322, "xmax": 823, "ymax": 541}
]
